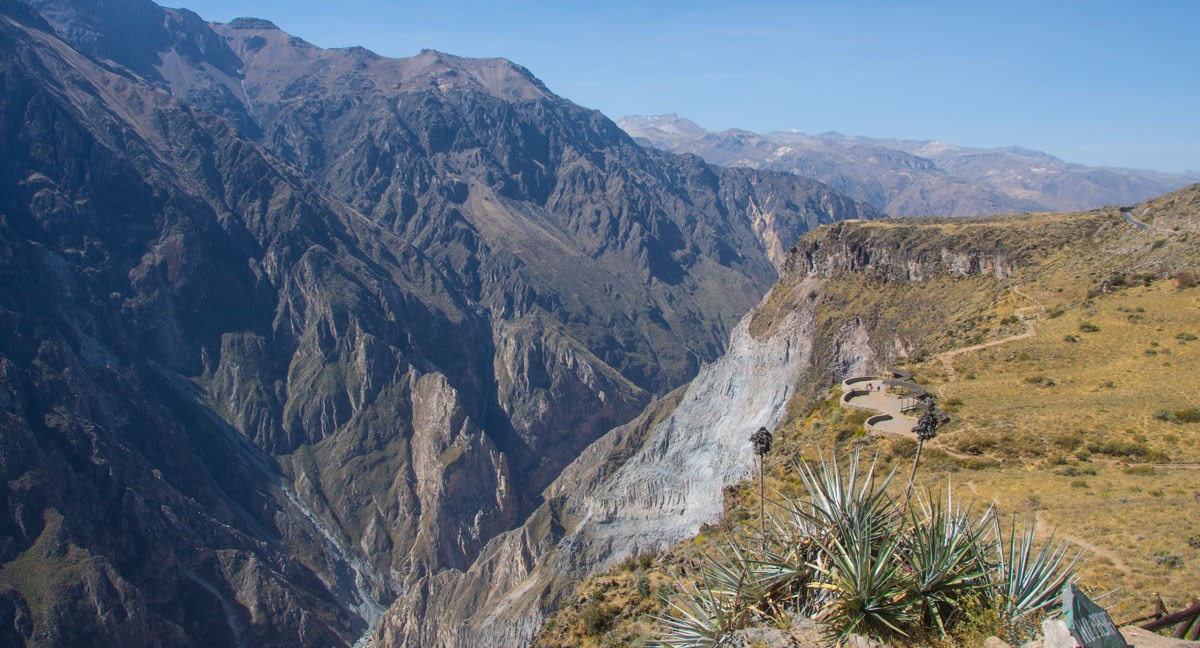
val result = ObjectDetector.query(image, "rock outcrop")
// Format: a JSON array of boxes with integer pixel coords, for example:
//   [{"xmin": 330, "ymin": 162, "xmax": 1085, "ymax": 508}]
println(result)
[{"xmin": 373, "ymin": 293, "xmax": 837, "ymax": 646}]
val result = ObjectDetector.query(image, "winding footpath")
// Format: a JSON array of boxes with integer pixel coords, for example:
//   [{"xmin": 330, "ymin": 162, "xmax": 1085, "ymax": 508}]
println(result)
[{"xmin": 936, "ymin": 285, "xmax": 1043, "ymax": 382}]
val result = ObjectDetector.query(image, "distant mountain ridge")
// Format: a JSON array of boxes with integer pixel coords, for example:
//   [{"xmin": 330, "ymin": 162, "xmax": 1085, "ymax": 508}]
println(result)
[{"xmin": 619, "ymin": 114, "xmax": 1199, "ymax": 217}]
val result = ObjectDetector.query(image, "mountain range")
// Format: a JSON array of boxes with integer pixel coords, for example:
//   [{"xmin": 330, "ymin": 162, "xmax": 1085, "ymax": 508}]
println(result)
[
  {"xmin": 619, "ymin": 113, "xmax": 1199, "ymax": 217},
  {"xmin": 0, "ymin": 0, "xmax": 876, "ymax": 645},
  {"xmin": 2, "ymin": 1, "xmax": 1195, "ymax": 647}
]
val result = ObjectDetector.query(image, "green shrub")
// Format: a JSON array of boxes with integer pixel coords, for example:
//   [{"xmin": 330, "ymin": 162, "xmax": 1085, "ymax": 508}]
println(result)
[
  {"xmin": 1053, "ymin": 432, "xmax": 1084, "ymax": 451},
  {"xmin": 1154, "ymin": 552, "xmax": 1184, "ymax": 569},
  {"xmin": 1085, "ymin": 439, "xmax": 1166, "ymax": 461},
  {"xmin": 1155, "ymin": 408, "xmax": 1200, "ymax": 424},
  {"xmin": 581, "ymin": 600, "xmax": 617, "ymax": 635},
  {"xmin": 636, "ymin": 573, "xmax": 651, "ymax": 599},
  {"xmin": 1079, "ymin": 322, "xmax": 1101, "ymax": 333}
]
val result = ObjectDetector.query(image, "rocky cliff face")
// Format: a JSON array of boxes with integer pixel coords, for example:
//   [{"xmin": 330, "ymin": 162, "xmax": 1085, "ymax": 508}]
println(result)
[
  {"xmin": 372, "ymin": 206, "xmax": 1104, "ymax": 646},
  {"xmin": 0, "ymin": 0, "xmax": 880, "ymax": 645},
  {"xmin": 438, "ymin": 185, "xmax": 1197, "ymax": 648},
  {"xmin": 373, "ymin": 304, "xmax": 829, "ymax": 647},
  {"xmin": 619, "ymin": 114, "xmax": 1199, "ymax": 218}
]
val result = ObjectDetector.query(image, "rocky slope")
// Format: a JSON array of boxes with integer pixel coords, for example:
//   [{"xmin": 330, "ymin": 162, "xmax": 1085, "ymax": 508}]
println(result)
[
  {"xmin": 620, "ymin": 114, "xmax": 1199, "ymax": 217},
  {"xmin": 374, "ymin": 186, "xmax": 1185, "ymax": 647},
  {"xmin": 533, "ymin": 182, "xmax": 1200, "ymax": 646},
  {"xmin": 0, "ymin": 0, "xmax": 879, "ymax": 645}
]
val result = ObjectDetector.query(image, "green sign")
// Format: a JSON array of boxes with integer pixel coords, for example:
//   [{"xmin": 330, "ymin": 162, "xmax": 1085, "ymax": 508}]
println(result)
[{"xmin": 1064, "ymin": 584, "xmax": 1129, "ymax": 648}]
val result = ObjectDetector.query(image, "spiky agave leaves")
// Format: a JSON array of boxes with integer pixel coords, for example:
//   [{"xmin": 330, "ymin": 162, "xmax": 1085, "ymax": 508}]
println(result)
[
  {"xmin": 653, "ymin": 537, "xmax": 769, "ymax": 647},
  {"xmin": 991, "ymin": 516, "xmax": 1087, "ymax": 623},
  {"xmin": 791, "ymin": 451, "xmax": 915, "ymax": 643},
  {"xmin": 808, "ymin": 502, "xmax": 914, "ymax": 642},
  {"xmin": 745, "ymin": 509, "xmax": 824, "ymax": 619},
  {"xmin": 902, "ymin": 484, "xmax": 995, "ymax": 636},
  {"xmin": 655, "ymin": 579, "xmax": 735, "ymax": 648},
  {"xmin": 652, "ymin": 449, "xmax": 1088, "ymax": 646},
  {"xmin": 790, "ymin": 450, "xmax": 899, "ymax": 541}
]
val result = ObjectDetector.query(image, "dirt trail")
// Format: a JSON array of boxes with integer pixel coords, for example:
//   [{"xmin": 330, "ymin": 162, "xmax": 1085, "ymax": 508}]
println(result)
[
  {"xmin": 936, "ymin": 285, "xmax": 1044, "ymax": 382},
  {"xmin": 1034, "ymin": 511, "xmax": 1130, "ymax": 574}
]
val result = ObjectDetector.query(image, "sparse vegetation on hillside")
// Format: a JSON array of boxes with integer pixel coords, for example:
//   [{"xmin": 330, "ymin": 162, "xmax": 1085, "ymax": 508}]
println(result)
[{"xmin": 538, "ymin": 192, "xmax": 1200, "ymax": 645}]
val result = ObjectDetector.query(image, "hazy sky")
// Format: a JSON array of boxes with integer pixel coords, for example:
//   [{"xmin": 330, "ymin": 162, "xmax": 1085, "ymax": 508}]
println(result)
[{"xmin": 175, "ymin": 0, "xmax": 1199, "ymax": 173}]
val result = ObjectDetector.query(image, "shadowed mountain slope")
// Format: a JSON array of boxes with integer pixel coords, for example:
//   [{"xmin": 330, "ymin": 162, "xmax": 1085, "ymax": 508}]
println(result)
[{"xmin": 0, "ymin": 0, "xmax": 878, "ymax": 645}]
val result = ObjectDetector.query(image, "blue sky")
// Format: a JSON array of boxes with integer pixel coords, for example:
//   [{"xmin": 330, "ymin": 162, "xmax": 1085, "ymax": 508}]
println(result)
[{"xmin": 176, "ymin": 0, "xmax": 1199, "ymax": 173}]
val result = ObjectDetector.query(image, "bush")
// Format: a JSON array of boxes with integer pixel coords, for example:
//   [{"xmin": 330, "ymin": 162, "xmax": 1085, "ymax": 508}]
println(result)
[
  {"xmin": 959, "ymin": 456, "xmax": 1002, "ymax": 470},
  {"xmin": 953, "ymin": 433, "xmax": 996, "ymax": 456},
  {"xmin": 1085, "ymin": 439, "xmax": 1166, "ymax": 461},
  {"xmin": 1176, "ymin": 271, "xmax": 1198, "ymax": 289},
  {"xmin": 636, "ymin": 573, "xmax": 651, "ymax": 599},
  {"xmin": 1079, "ymin": 322, "xmax": 1101, "ymax": 333},
  {"xmin": 1154, "ymin": 552, "xmax": 1184, "ymax": 569},
  {"xmin": 1176, "ymin": 332, "xmax": 1198, "ymax": 342},
  {"xmin": 580, "ymin": 600, "xmax": 617, "ymax": 635},
  {"xmin": 887, "ymin": 437, "xmax": 918, "ymax": 459},
  {"xmin": 1179, "ymin": 408, "xmax": 1200, "ymax": 422},
  {"xmin": 1155, "ymin": 408, "xmax": 1200, "ymax": 424},
  {"xmin": 1053, "ymin": 432, "xmax": 1084, "ymax": 451},
  {"xmin": 1063, "ymin": 335, "xmax": 1079, "ymax": 343}
]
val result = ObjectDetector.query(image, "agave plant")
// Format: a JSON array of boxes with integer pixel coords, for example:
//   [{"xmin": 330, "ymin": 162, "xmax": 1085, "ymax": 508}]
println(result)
[
  {"xmin": 654, "ymin": 449, "xmax": 1088, "ymax": 647},
  {"xmin": 989, "ymin": 516, "xmax": 1087, "ymax": 623},
  {"xmin": 655, "ymin": 578, "xmax": 737, "ymax": 648},
  {"xmin": 790, "ymin": 451, "xmax": 899, "ymax": 540},
  {"xmin": 747, "ymin": 509, "xmax": 824, "ymax": 617},
  {"xmin": 653, "ymin": 537, "xmax": 766, "ymax": 647},
  {"xmin": 901, "ymin": 484, "xmax": 994, "ymax": 636},
  {"xmin": 789, "ymin": 452, "xmax": 915, "ymax": 642},
  {"xmin": 809, "ymin": 504, "xmax": 913, "ymax": 641}
]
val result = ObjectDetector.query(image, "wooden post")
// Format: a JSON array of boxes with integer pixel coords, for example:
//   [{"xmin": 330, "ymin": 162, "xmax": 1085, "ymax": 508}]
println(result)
[
  {"xmin": 1141, "ymin": 601, "xmax": 1200, "ymax": 632},
  {"xmin": 1173, "ymin": 600, "xmax": 1200, "ymax": 640}
]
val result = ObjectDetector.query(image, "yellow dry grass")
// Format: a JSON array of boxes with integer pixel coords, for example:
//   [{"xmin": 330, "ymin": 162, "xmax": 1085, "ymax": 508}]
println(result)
[{"xmin": 912, "ymin": 276, "xmax": 1200, "ymax": 618}]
